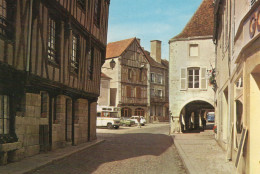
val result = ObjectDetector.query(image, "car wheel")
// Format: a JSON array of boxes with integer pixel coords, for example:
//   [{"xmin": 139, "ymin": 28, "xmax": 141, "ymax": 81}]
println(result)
[
  {"xmin": 115, "ymin": 126, "xmax": 119, "ymax": 129},
  {"xmin": 107, "ymin": 123, "xmax": 113, "ymax": 129}
]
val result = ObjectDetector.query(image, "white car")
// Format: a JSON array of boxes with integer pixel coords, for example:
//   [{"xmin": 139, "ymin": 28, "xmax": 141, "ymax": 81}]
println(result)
[{"xmin": 130, "ymin": 116, "xmax": 146, "ymax": 126}]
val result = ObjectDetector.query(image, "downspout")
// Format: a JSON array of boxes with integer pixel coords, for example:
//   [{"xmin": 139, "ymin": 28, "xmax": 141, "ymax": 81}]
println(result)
[{"xmin": 26, "ymin": 0, "xmax": 33, "ymax": 73}]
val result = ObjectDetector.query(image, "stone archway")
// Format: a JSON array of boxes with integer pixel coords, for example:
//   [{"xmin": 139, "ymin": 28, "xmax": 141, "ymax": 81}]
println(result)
[{"xmin": 179, "ymin": 100, "xmax": 214, "ymax": 132}]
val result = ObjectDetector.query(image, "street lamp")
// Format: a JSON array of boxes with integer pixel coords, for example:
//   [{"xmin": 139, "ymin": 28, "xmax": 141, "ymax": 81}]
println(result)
[
  {"xmin": 109, "ymin": 59, "xmax": 116, "ymax": 69},
  {"xmin": 102, "ymin": 58, "xmax": 116, "ymax": 70}
]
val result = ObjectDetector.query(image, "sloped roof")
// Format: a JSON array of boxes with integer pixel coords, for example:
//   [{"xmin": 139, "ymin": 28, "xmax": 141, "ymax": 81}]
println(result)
[
  {"xmin": 144, "ymin": 51, "xmax": 166, "ymax": 69},
  {"xmin": 161, "ymin": 59, "xmax": 169, "ymax": 68},
  {"xmin": 171, "ymin": 0, "xmax": 214, "ymax": 40},
  {"xmin": 106, "ymin": 38, "xmax": 135, "ymax": 59},
  {"xmin": 101, "ymin": 72, "xmax": 111, "ymax": 79}
]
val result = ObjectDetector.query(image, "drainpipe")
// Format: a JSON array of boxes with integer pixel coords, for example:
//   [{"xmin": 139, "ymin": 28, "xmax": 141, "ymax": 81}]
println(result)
[{"xmin": 26, "ymin": 0, "xmax": 33, "ymax": 73}]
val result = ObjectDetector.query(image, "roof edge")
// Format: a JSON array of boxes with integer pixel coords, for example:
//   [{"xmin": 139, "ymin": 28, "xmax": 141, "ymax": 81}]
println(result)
[{"xmin": 169, "ymin": 35, "xmax": 213, "ymax": 43}]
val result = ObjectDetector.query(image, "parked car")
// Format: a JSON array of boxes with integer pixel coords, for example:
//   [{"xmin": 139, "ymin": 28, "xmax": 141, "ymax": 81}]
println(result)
[
  {"xmin": 207, "ymin": 112, "xmax": 215, "ymax": 122},
  {"xmin": 120, "ymin": 117, "xmax": 135, "ymax": 127},
  {"xmin": 96, "ymin": 111, "xmax": 120, "ymax": 129},
  {"xmin": 130, "ymin": 116, "xmax": 146, "ymax": 126}
]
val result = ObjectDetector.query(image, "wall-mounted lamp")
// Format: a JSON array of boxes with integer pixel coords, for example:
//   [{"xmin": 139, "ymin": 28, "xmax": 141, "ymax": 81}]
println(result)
[
  {"xmin": 109, "ymin": 59, "xmax": 116, "ymax": 69},
  {"xmin": 102, "ymin": 59, "xmax": 116, "ymax": 70}
]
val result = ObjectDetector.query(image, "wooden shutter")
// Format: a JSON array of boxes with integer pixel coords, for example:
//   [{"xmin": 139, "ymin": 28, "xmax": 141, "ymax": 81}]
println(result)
[
  {"xmin": 136, "ymin": 87, "xmax": 141, "ymax": 99},
  {"xmin": 180, "ymin": 68, "xmax": 187, "ymax": 90},
  {"xmin": 201, "ymin": 67, "xmax": 207, "ymax": 89},
  {"xmin": 127, "ymin": 86, "xmax": 131, "ymax": 98}
]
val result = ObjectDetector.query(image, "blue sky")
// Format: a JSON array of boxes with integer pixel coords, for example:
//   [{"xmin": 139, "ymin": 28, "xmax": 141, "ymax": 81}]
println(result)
[{"xmin": 107, "ymin": 0, "xmax": 202, "ymax": 60}]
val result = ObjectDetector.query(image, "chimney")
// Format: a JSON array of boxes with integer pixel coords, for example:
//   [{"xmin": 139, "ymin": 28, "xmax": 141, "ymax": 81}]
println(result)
[{"xmin": 150, "ymin": 40, "xmax": 161, "ymax": 63}]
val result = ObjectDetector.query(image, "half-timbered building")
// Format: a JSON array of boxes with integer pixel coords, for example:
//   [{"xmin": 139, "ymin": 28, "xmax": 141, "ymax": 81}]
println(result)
[
  {"xmin": 0, "ymin": 0, "xmax": 110, "ymax": 165},
  {"xmin": 103, "ymin": 38, "xmax": 150, "ymax": 121},
  {"xmin": 145, "ymin": 40, "xmax": 169, "ymax": 122}
]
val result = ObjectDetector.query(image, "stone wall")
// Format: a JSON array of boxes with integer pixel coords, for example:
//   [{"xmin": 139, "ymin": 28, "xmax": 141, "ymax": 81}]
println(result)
[{"xmin": 74, "ymin": 99, "xmax": 88, "ymax": 145}]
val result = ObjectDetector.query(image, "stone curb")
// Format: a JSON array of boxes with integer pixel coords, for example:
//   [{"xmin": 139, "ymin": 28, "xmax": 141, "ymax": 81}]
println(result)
[
  {"xmin": 0, "ymin": 139, "xmax": 105, "ymax": 174},
  {"xmin": 172, "ymin": 135, "xmax": 199, "ymax": 174}
]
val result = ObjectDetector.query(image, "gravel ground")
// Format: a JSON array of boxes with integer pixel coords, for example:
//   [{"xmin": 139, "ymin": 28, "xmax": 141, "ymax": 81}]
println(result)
[{"xmin": 30, "ymin": 124, "xmax": 186, "ymax": 174}]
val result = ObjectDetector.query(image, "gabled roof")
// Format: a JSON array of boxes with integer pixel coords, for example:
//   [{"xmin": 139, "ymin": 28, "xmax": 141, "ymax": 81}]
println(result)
[
  {"xmin": 144, "ymin": 51, "xmax": 166, "ymax": 69},
  {"xmin": 106, "ymin": 38, "xmax": 136, "ymax": 59},
  {"xmin": 171, "ymin": 0, "xmax": 214, "ymax": 40}
]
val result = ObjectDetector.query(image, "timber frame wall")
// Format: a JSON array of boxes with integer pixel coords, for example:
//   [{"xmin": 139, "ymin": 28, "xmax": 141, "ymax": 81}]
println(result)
[{"xmin": 0, "ymin": 0, "xmax": 110, "ymax": 164}]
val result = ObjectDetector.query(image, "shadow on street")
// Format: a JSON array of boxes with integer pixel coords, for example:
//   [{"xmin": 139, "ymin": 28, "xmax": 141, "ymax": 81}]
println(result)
[{"xmin": 32, "ymin": 132, "xmax": 174, "ymax": 174}]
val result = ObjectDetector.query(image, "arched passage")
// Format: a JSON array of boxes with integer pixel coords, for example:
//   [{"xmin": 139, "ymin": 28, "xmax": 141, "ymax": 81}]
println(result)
[{"xmin": 179, "ymin": 100, "xmax": 214, "ymax": 132}]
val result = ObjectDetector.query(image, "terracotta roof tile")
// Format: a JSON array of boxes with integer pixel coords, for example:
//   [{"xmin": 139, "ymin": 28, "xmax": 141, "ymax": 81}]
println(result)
[
  {"xmin": 106, "ymin": 38, "xmax": 135, "ymax": 59},
  {"xmin": 172, "ymin": 0, "xmax": 214, "ymax": 40}
]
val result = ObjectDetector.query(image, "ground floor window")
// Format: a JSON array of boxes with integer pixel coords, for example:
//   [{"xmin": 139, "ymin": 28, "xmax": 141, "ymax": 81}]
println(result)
[
  {"xmin": 135, "ymin": 108, "xmax": 144, "ymax": 116},
  {"xmin": 0, "ymin": 95, "xmax": 9, "ymax": 135},
  {"xmin": 121, "ymin": 107, "xmax": 132, "ymax": 117}
]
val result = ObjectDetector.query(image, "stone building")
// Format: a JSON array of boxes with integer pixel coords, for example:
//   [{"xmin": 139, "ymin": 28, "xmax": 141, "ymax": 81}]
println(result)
[
  {"xmin": 0, "ymin": 0, "xmax": 110, "ymax": 165},
  {"xmin": 97, "ymin": 73, "xmax": 112, "ymax": 107},
  {"xmin": 145, "ymin": 40, "xmax": 169, "ymax": 122},
  {"xmin": 103, "ymin": 38, "xmax": 150, "ymax": 121},
  {"xmin": 169, "ymin": 0, "xmax": 215, "ymax": 133},
  {"xmin": 214, "ymin": 0, "xmax": 260, "ymax": 173}
]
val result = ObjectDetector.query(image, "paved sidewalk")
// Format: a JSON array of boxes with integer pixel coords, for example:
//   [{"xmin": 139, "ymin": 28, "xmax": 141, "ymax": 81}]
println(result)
[
  {"xmin": 173, "ymin": 130, "xmax": 235, "ymax": 174},
  {"xmin": 0, "ymin": 139, "xmax": 104, "ymax": 174}
]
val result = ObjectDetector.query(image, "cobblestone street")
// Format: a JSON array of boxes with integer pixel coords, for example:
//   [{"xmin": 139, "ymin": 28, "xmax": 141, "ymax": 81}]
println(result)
[{"xmin": 30, "ymin": 124, "xmax": 186, "ymax": 174}]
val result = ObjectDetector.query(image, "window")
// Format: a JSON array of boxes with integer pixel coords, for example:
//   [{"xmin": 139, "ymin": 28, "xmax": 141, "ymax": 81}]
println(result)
[
  {"xmin": 48, "ymin": 16, "xmax": 59, "ymax": 63},
  {"xmin": 188, "ymin": 68, "xmax": 200, "ymax": 88},
  {"xmin": 157, "ymin": 90, "xmax": 163, "ymax": 98},
  {"xmin": 151, "ymin": 73, "xmax": 155, "ymax": 83},
  {"xmin": 77, "ymin": 0, "xmax": 86, "ymax": 10},
  {"xmin": 150, "ymin": 88, "xmax": 155, "ymax": 97},
  {"xmin": 189, "ymin": 44, "xmax": 199, "ymax": 57},
  {"xmin": 88, "ymin": 46, "xmax": 94, "ymax": 80},
  {"xmin": 128, "ymin": 69, "xmax": 133, "ymax": 81},
  {"xmin": 126, "ymin": 86, "xmax": 132, "ymax": 98},
  {"xmin": 0, "ymin": 0, "xmax": 13, "ymax": 39},
  {"xmin": 0, "ymin": 95, "xmax": 9, "ymax": 135},
  {"xmin": 94, "ymin": 0, "xmax": 101, "ymax": 27},
  {"xmin": 71, "ymin": 33, "xmax": 80, "ymax": 72},
  {"xmin": 157, "ymin": 74, "xmax": 162, "ymax": 84},
  {"xmin": 136, "ymin": 87, "xmax": 141, "ymax": 99}
]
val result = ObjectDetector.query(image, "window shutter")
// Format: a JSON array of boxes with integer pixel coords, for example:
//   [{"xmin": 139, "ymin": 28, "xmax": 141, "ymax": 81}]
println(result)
[
  {"xmin": 180, "ymin": 68, "xmax": 187, "ymax": 90},
  {"xmin": 136, "ymin": 87, "xmax": 141, "ymax": 99},
  {"xmin": 126, "ymin": 86, "xmax": 131, "ymax": 98},
  {"xmin": 201, "ymin": 67, "xmax": 207, "ymax": 89}
]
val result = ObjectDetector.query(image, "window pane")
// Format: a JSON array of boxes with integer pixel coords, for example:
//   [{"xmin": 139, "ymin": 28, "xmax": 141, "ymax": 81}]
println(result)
[
  {"xmin": 194, "ymin": 81, "xmax": 199, "ymax": 88},
  {"xmin": 195, "ymin": 70, "xmax": 199, "ymax": 75},
  {"xmin": 188, "ymin": 82, "xmax": 193, "ymax": 88},
  {"xmin": 188, "ymin": 70, "xmax": 193, "ymax": 75}
]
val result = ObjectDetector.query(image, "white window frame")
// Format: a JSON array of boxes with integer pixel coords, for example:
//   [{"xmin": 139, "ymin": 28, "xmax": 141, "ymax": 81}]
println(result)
[{"xmin": 188, "ymin": 68, "xmax": 200, "ymax": 89}]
